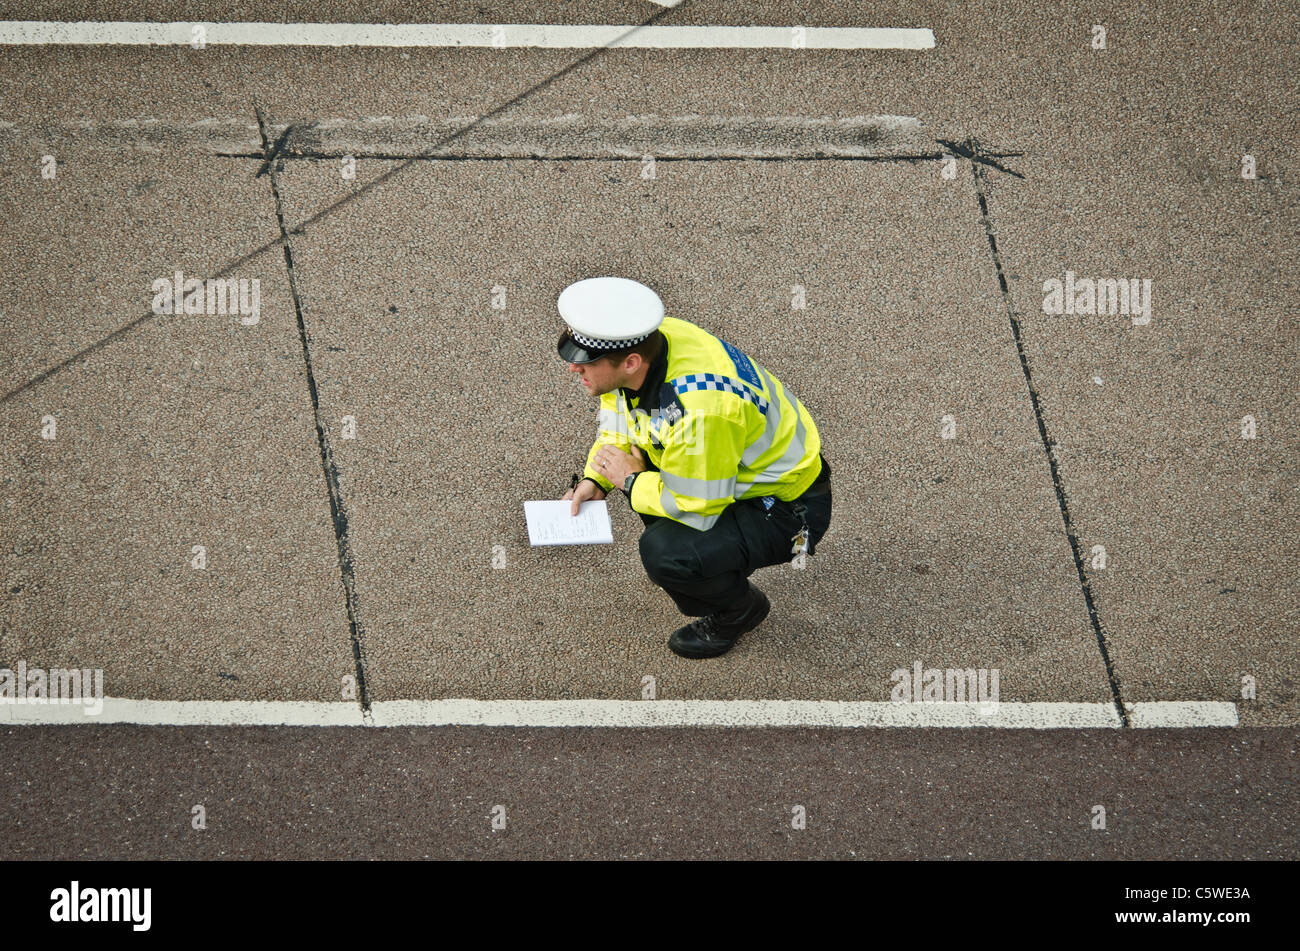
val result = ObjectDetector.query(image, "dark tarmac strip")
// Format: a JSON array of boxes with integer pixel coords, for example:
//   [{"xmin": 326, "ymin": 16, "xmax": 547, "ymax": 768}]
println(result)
[{"xmin": 2, "ymin": 725, "xmax": 1295, "ymax": 859}]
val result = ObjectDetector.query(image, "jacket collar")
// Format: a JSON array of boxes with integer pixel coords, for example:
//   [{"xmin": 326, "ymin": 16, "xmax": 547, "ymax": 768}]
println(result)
[{"xmin": 621, "ymin": 336, "xmax": 669, "ymax": 410}]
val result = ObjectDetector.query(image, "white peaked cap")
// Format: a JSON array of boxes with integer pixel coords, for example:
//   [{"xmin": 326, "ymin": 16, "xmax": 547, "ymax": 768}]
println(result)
[{"xmin": 556, "ymin": 277, "xmax": 665, "ymax": 363}]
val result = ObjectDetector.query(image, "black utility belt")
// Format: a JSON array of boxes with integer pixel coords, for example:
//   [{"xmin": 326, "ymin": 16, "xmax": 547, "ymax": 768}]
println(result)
[{"xmin": 801, "ymin": 455, "xmax": 832, "ymax": 496}]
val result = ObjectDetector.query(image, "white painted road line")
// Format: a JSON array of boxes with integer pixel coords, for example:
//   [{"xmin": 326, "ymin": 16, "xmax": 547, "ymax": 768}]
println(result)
[
  {"xmin": 1, "ymin": 699, "xmax": 1239, "ymax": 728},
  {"xmin": 1127, "ymin": 701, "xmax": 1242, "ymax": 728},
  {"xmin": 1, "ymin": 700, "xmax": 368, "ymax": 726},
  {"xmin": 374, "ymin": 700, "xmax": 1125, "ymax": 728},
  {"xmin": 0, "ymin": 21, "xmax": 936, "ymax": 50}
]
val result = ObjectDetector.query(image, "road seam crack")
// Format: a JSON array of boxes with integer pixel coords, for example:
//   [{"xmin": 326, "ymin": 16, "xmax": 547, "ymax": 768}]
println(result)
[
  {"xmin": 967, "ymin": 138, "xmax": 1129, "ymax": 727},
  {"xmin": 255, "ymin": 103, "xmax": 373, "ymax": 716}
]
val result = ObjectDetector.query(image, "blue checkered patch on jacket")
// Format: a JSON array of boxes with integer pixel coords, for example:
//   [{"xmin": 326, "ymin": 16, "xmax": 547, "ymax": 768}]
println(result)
[{"xmin": 669, "ymin": 372, "xmax": 769, "ymax": 415}]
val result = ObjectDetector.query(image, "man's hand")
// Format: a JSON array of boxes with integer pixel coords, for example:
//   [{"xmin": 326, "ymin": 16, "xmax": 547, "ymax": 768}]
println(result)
[
  {"xmin": 592, "ymin": 445, "xmax": 647, "ymax": 490},
  {"xmin": 562, "ymin": 478, "xmax": 607, "ymax": 516}
]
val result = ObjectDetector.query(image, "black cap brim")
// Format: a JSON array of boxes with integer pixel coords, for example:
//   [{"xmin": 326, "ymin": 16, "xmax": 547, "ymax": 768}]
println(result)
[{"xmin": 558, "ymin": 331, "xmax": 601, "ymax": 364}]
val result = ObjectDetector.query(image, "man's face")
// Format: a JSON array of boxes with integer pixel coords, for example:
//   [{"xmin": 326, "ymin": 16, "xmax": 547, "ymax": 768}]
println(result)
[{"xmin": 568, "ymin": 356, "xmax": 625, "ymax": 396}]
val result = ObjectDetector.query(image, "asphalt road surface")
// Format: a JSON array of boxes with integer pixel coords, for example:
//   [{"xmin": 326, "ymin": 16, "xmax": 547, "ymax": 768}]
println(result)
[{"xmin": 0, "ymin": 1, "xmax": 1296, "ymax": 860}]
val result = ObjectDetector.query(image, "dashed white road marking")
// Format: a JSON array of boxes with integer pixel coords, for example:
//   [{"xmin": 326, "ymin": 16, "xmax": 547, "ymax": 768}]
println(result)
[
  {"xmin": 1, "ymin": 699, "xmax": 1239, "ymax": 728},
  {"xmin": 0, "ymin": 21, "xmax": 936, "ymax": 50}
]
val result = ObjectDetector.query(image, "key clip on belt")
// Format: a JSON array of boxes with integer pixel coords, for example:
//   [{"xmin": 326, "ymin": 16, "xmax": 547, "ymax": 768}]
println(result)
[{"xmin": 790, "ymin": 501, "xmax": 810, "ymax": 556}]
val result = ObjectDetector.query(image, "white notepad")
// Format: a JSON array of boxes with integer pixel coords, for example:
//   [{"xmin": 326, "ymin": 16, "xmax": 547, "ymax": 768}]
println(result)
[{"xmin": 524, "ymin": 499, "xmax": 614, "ymax": 546}]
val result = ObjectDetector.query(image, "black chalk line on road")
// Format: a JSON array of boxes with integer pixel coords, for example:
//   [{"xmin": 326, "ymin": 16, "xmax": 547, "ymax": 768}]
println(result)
[
  {"xmin": 0, "ymin": 1, "xmax": 686, "ymax": 405},
  {"xmin": 967, "ymin": 138, "xmax": 1129, "ymax": 728},
  {"xmin": 254, "ymin": 123, "xmax": 294, "ymax": 179},
  {"xmin": 938, "ymin": 138, "xmax": 1025, "ymax": 180},
  {"xmin": 254, "ymin": 104, "xmax": 373, "ymax": 717},
  {"xmin": 214, "ymin": 150, "xmax": 1014, "ymax": 164}
]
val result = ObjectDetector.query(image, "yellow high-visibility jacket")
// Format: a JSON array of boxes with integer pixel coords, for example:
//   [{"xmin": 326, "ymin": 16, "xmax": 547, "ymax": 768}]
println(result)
[{"xmin": 583, "ymin": 316, "xmax": 823, "ymax": 531}]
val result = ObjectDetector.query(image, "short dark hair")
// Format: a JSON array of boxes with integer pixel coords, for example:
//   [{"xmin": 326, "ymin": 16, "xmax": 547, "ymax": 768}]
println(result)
[{"xmin": 595, "ymin": 330, "xmax": 664, "ymax": 368}]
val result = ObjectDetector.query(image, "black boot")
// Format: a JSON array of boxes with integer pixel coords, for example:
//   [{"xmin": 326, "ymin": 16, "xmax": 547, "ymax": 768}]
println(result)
[{"xmin": 668, "ymin": 584, "xmax": 771, "ymax": 659}]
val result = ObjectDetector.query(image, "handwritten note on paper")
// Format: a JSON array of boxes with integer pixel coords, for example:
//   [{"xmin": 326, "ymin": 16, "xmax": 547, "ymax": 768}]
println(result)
[{"xmin": 524, "ymin": 500, "xmax": 614, "ymax": 546}]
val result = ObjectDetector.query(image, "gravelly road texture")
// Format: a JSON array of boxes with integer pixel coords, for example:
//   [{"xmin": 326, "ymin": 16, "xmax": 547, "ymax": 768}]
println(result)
[
  {"xmin": 0, "ymin": 0, "xmax": 1295, "ymax": 859},
  {"xmin": 2, "ymin": 725, "xmax": 1296, "ymax": 860}
]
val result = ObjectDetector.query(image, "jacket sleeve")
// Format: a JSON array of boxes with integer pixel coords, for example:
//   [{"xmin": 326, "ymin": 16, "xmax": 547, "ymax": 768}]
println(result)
[
  {"xmin": 581, "ymin": 395, "xmax": 630, "ymax": 492},
  {"xmin": 628, "ymin": 409, "xmax": 748, "ymax": 531}
]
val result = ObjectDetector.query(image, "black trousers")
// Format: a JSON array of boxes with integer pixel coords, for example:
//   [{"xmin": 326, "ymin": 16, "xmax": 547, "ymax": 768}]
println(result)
[{"xmin": 637, "ymin": 460, "xmax": 833, "ymax": 617}]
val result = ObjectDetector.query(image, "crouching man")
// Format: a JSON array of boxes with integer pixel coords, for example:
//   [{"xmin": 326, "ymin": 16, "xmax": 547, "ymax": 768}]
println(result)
[{"xmin": 557, "ymin": 276, "xmax": 832, "ymax": 658}]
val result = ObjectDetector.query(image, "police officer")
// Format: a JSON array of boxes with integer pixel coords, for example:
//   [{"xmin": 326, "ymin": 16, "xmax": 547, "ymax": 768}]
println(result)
[{"xmin": 557, "ymin": 277, "xmax": 832, "ymax": 658}]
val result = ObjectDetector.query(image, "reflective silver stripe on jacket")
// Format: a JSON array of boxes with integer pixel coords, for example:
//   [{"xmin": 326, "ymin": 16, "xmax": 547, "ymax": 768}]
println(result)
[
  {"xmin": 598, "ymin": 407, "xmax": 625, "ymax": 433},
  {"xmin": 734, "ymin": 393, "xmax": 809, "ymax": 497},
  {"xmin": 741, "ymin": 364, "xmax": 784, "ymax": 467},
  {"xmin": 660, "ymin": 469, "xmax": 737, "ymax": 501},
  {"xmin": 658, "ymin": 483, "xmax": 721, "ymax": 531}
]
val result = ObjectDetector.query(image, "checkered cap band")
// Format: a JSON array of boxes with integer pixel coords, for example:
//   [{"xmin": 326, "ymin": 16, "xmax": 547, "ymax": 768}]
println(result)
[{"xmin": 569, "ymin": 329, "xmax": 653, "ymax": 350}]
